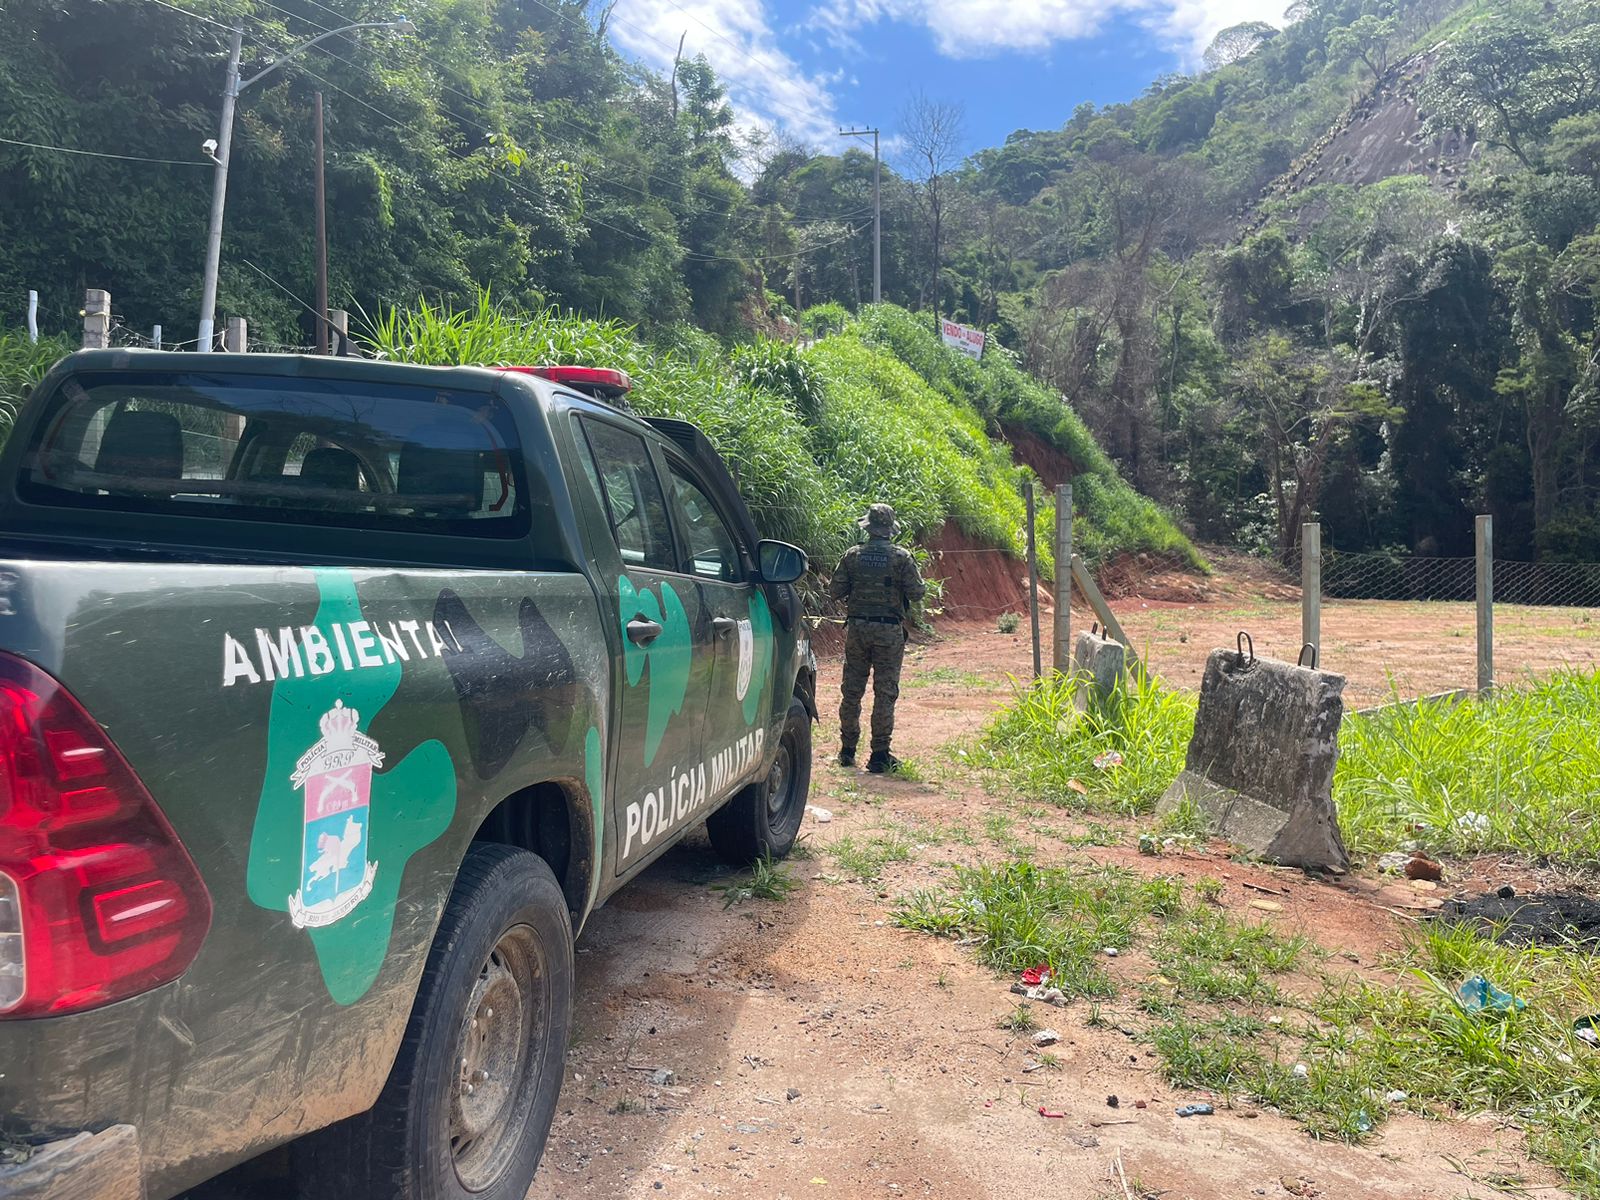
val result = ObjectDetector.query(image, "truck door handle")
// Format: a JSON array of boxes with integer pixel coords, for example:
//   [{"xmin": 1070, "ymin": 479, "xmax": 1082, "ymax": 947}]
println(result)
[
  {"xmin": 626, "ymin": 615, "xmax": 663, "ymax": 646},
  {"xmin": 711, "ymin": 617, "xmax": 738, "ymax": 639}
]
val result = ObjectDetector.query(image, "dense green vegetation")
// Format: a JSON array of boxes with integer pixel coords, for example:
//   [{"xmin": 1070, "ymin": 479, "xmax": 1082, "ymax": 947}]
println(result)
[
  {"xmin": 362, "ymin": 294, "xmax": 1193, "ymax": 567},
  {"xmin": 975, "ymin": 668, "xmax": 1600, "ymax": 864}
]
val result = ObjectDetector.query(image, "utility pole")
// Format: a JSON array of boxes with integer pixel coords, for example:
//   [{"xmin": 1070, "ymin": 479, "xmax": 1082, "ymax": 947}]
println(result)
[
  {"xmin": 839, "ymin": 126, "xmax": 880, "ymax": 305},
  {"xmin": 198, "ymin": 26, "xmax": 244, "ymax": 354},
  {"xmin": 314, "ymin": 91, "xmax": 329, "ymax": 355},
  {"xmin": 196, "ymin": 17, "xmax": 413, "ymax": 351}
]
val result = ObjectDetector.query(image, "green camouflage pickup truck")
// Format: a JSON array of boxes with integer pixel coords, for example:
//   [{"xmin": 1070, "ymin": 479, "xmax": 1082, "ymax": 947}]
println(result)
[{"xmin": 0, "ymin": 351, "xmax": 817, "ymax": 1200}]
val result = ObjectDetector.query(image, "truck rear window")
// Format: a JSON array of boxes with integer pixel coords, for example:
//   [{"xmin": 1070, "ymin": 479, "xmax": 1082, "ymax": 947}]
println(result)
[{"xmin": 20, "ymin": 371, "xmax": 529, "ymax": 538}]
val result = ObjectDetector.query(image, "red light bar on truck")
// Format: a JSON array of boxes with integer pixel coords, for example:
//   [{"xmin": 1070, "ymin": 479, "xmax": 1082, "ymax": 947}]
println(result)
[{"xmin": 495, "ymin": 365, "xmax": 633, "ymax": 401}]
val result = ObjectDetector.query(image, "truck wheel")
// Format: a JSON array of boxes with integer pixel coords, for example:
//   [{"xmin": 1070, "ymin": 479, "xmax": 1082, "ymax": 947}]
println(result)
[
  {"xmin": 707, "ymin": 697, "xmax": 812, "ymax": 864},
  {"xmin": 295, "ymin": 843, "xmax": 572, "ymax": 1200}
]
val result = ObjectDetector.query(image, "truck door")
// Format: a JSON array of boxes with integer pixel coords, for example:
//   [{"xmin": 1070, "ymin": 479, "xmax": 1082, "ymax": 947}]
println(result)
[
  {"xmin": 571, "ymin": 418, "xmax": 712, "ymax": 876},
  {"xmin": 661, "ymin": 454, "xmax": 777, "ymax": 806}
]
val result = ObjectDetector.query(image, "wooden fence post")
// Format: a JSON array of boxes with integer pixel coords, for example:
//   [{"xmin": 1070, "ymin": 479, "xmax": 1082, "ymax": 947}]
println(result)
[
  {"xmin": 82, "ymin": 289, "xmax": 111, "ymax": 349},
  {"xmin": 1477, "ymin": 515, "xmax": 1493, "ymax": 695},
  {"xmin": 1301, "ymin": 522, "xmax": 1321, "ymax": 662},
  {"xmin": 1052, "ymin": 483, "xmax": 1072, "ymax": 674},
  {"xmin": 330, "ymin": 309, "xmax": 350, "ymax": 355},
  {"xmin": 225, "ymin": 317, "xmax": 248, "ymax": 353},
  {"xmin": 152, "ymin": 324, "xmax": 162, "ymax": 351},
  {"xmin": 1025, "ymin": 482, "xmax": 1041, "ymax": 679}
]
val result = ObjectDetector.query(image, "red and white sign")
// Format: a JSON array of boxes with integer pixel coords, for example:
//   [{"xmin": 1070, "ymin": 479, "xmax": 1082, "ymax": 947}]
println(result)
[{"xmin": 940, "ymin": 319, "xmax": 985, "ymax": 361}]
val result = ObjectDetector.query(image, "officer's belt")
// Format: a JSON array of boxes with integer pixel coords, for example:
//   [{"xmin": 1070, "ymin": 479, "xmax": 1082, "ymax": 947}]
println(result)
[{"xmin": 847, "ymin": 615, "xmax": 903, "ymax": 625}]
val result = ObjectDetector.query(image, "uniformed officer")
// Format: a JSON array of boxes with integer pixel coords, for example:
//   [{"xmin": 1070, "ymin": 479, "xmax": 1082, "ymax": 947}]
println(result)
[{"xmin": 829, "ymin": 503, "xmax": 926, "ymax": 773}]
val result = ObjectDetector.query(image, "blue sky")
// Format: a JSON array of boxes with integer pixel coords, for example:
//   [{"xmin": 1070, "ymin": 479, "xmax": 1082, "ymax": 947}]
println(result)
[{"xmin": 604, "ymin": 0, "xmax": 1287, "ymax": 166}]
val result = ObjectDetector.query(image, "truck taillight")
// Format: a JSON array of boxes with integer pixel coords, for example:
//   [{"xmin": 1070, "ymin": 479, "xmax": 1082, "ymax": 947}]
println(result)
[{"xmin": 0, "ymin": 653, "xmax": 211, "ymax": 1017}]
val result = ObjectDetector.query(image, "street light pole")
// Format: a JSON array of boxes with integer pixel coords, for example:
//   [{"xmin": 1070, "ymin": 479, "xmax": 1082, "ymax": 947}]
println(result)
[
  {"xmin": 196, "ymin": 18, "xmax": 414, "ymax": 351},
  {"xmin": 197, "ymin": 26, "xmax": 243, "ymax": 354},
  {"xmin": 314, "ymin": 91, "xmax": 329, "ymax": 355},
  {"xmin": 839, "ymin": 126, "xmax": 880, "ymax": 306}
]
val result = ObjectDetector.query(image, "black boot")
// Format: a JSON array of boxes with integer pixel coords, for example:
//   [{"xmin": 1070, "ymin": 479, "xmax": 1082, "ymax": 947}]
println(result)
[
  {"xmin": 866, "ymin": 749, "xmax": 901, "ymax": 774},
  {"xmin": 837, "ymin": 744, "xmax": 856, "ymax": 767}
]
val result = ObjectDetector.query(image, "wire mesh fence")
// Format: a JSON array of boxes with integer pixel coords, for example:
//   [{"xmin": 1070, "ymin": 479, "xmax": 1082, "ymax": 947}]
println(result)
[
  {"xmin": 1278, "ymin": 534, "xmax": 1600, "ymax": 706},
  {"xmin": 1285, "ymin": 548, "xmax": 1600, "ymax": 609}
]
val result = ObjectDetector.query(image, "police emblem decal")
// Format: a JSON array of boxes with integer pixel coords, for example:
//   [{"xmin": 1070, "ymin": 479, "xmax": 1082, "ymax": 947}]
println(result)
[{"xmin": 288, "ymin": 700, "xmax": 382, "ymax": 929}]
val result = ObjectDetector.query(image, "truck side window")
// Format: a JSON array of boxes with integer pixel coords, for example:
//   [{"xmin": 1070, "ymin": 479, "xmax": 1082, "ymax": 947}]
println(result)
[
  {"xmin": 666, "ymin": 461, "xmax": 741, "ymax": 582},
  {"xmin": 579, "ymin": 419, "xmax": 676, "ymax": 573}
]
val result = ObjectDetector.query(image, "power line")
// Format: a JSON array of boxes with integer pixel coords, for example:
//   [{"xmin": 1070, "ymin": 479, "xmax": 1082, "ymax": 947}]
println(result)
[
  {"xmin": 279, "ymin": 7, "xmax": 766, "ymax": 216},
  {"xmin": 244, "ymin": 0, "xmax": 836, "ymax": 209},
  {"xmin": 133, "ymin": 0, "xmax": 870, "ymax": 265},
  {"xmin": 140, "ymin": 0, "xmax": 234, "ymax": 28},
  {"xmin": 240, "ymin": 257, "xmax": 321, "ymax": 319},
  {"xmin": 265, "ymin": 0, "xmax": 831, "ymax": 130},
  {"xmin": 0, "ymin": 133, "xmax": 208, "ymax": 166}
]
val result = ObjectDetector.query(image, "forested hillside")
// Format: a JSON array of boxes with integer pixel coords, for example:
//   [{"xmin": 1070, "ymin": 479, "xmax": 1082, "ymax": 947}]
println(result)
[{"xmin": 4, "ymin": 0, "xmax": 1599, "ymax": 562}]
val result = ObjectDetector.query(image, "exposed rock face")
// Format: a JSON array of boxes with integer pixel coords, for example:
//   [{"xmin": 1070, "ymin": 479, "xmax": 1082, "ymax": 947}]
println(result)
[
  {"xmin": 1158, "ymin": 647, "xmax": 1351, "ymax": 873},
  {"xmin": 1244, "ymin": 47, "xmax": 1480, "ymax": 234}
]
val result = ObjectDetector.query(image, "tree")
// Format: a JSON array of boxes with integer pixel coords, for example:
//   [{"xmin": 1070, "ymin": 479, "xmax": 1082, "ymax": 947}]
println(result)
[
  {"xmin": 899, "ymin": 93, "xmax": 965, "ymax": 320},
  {"xmin": 1204, "ymin": 21, "xmax": 1278, "ymax": 71},
  {"xmin": 1421, "ymin": 18, "xmax": 1565, "ymax": 167},
  {"xmin": 1328, "ymin": 8, "xmax": 1398, "ymax": 87}
]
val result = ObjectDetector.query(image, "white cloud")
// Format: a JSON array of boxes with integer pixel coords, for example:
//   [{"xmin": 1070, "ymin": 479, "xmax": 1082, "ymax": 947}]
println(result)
[
  {"xmin": 607, "ymin": 0, "xmax": 843, "ymax": 147},
  {"xmin": 602, "ymin": 0, "xmax": 1289, "ymax": 152},
  {"xmin": 811, "ymin": 0, "xmax": 1287, "ymax": 63}
]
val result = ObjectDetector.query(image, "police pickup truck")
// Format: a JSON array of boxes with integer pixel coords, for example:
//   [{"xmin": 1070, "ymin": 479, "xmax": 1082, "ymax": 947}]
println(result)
[{"xmin": 0, "ymin": 351, "xmax": 816, "ymax": 1200}]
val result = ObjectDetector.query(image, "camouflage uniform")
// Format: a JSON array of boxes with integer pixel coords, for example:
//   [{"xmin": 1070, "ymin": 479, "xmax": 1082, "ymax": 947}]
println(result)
[{"xmin": 830, "ymin": 505, "xmax": 926, "ymax": 764}]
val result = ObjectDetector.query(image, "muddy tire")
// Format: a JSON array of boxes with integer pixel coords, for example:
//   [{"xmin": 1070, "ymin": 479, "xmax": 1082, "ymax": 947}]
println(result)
[
  {"xmin": 293, "ymin": 844, "xmax": 572, "ymax": 1200},
  {"xmin": 707, "ymin": 697, "xmax": 812, "ymax": 864}
]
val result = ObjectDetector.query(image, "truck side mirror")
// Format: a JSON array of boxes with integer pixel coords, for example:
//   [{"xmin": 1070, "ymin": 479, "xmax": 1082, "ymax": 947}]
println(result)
[{"xmin": 758, "ymin": 540, "xmax": 807, "ymax": 585}]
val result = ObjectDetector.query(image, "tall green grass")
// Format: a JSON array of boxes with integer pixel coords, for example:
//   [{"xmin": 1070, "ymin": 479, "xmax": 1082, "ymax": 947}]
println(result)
[
  {"xmin": 1336, "ymin": 671, "xmax": 1600, "ymax": 862},
  {"xmin": 976, "ymin": 667, "xmax": 1600, "ymax": 866},
  {"xmin": 0, "ymin": 329, "xmax": 74, "ymax": 443},
  {"xmin": 971, "ymin": 670, "xmax": 1196, "ymax": 814},
  {"xmin": 362, "ymin": 293, "xmax": 1198, "ymax": 573}
]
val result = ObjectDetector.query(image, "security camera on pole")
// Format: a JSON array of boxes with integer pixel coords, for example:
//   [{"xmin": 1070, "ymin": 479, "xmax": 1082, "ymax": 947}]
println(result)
[{"xmin": 196, "ymin": 16, "xmax": 415, "ymax": 352}]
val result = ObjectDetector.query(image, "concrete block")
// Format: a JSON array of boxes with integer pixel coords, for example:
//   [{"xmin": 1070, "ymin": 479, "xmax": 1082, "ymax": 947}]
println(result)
[
  {"xmin": 1071, "ymin": 630, "xmax": 1125, "ymax": 712},
  {"xmin": 1157, "ymin": 647, "xmax": 1350, "ymax": 873}
]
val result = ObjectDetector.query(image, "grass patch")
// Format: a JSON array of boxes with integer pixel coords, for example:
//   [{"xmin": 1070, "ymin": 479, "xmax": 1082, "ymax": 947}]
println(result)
[
  {"xmin": 712, "ymin": 854, "xmax": 798, "ymax": 907},
  {"xmin": 0, "ymin": 330, "xmax": 73, "ymax": 445},
  {"xmin": 1147, "ymin": 922, "xmax": 1600, "ymax": 1184},
  {"xmin": 976, "ymin": 666, "xmax": 1600, "ymax": 866},
  {"xmin": 904, "ymin": 666, "xmax": 998, "ymax": 691},
  {"xmin": 972, "ymin": 671, "xmax": 1194, "ymax": 814},
  {"xmin": 997, "ymin": 1002, "xmax": 1039, "ymax": 1033},
  {"xmin": 894, "ymin": 861, "xmax": 1188, "ymax": 1000},
  {"xmin": 829, "ymin": 828, "xmax": 916, "ymax": 883}
]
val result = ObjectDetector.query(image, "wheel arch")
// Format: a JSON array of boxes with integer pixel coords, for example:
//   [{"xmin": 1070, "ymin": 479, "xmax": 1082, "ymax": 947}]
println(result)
[
  {"xmin": 470, "ymin": 779, "xmax": 594, "ymax": 927},
  {"xmin": 794, "ymin": 661, "xmax": 818, "ymax": 721}
]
